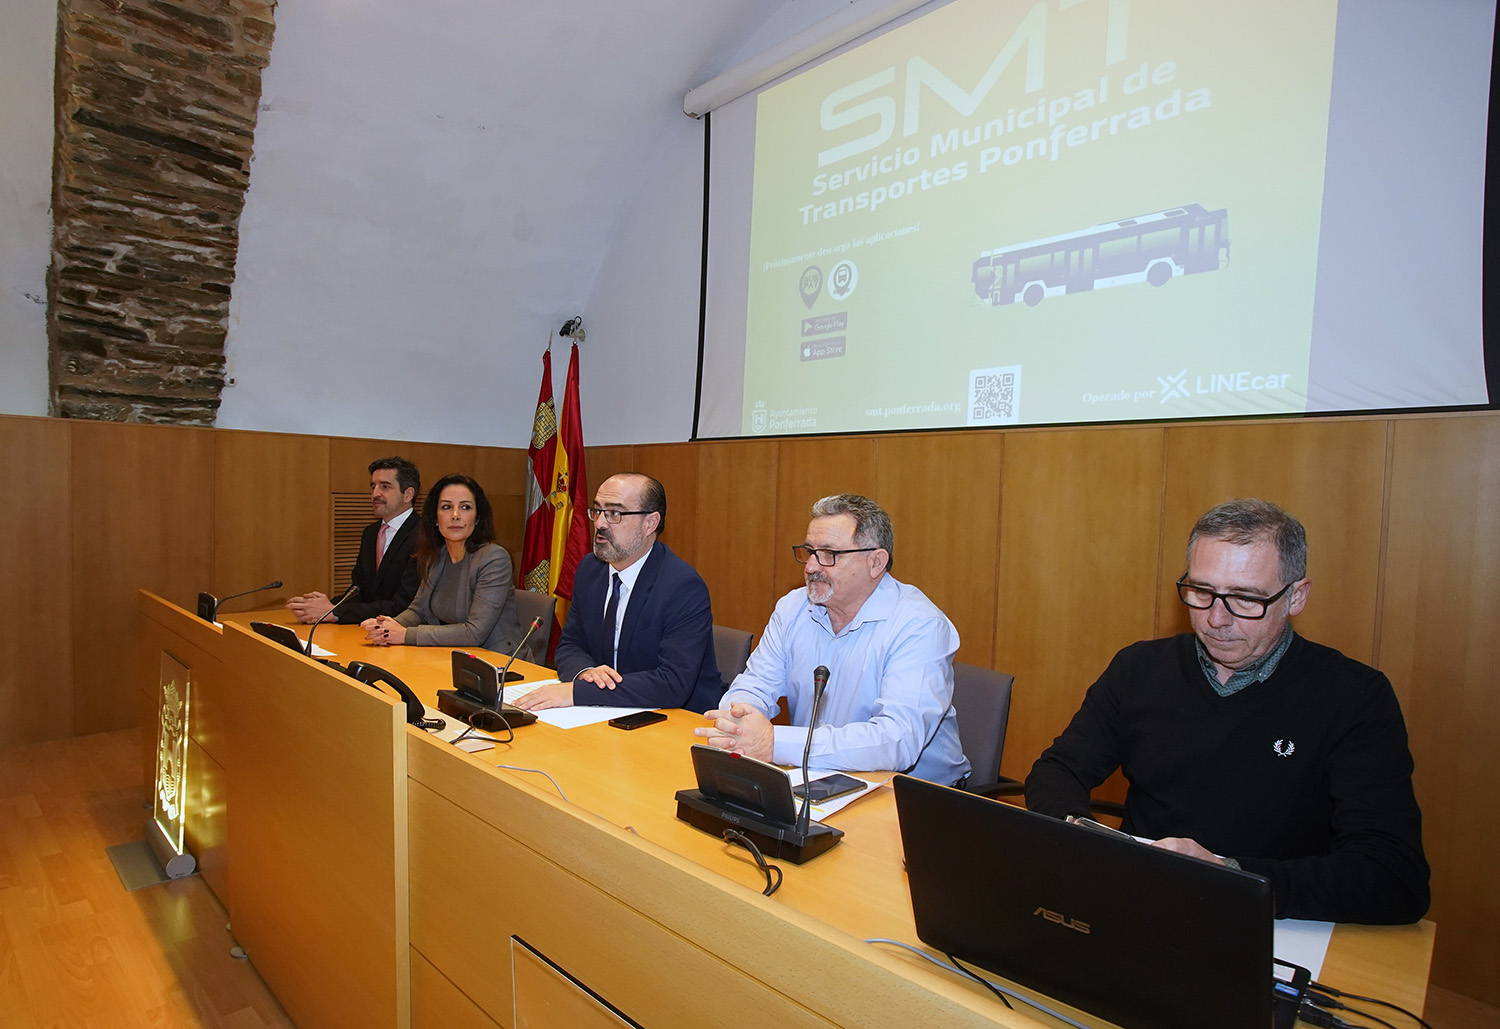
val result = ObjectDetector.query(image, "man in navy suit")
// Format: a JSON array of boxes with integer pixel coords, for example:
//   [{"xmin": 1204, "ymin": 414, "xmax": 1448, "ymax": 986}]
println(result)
[
  {"xmin": 287, "ymin": 456, "xmax": 422, "ymax": 624},
  {"xmin": 515, "ymin": 473, "xmax": 725, "ymax": 714}
]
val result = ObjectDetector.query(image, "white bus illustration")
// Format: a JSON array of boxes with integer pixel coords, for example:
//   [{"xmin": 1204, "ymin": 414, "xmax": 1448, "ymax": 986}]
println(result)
[{"xmin": 972, "ymin": 204, "xmax": 1230, "ymax": 307}]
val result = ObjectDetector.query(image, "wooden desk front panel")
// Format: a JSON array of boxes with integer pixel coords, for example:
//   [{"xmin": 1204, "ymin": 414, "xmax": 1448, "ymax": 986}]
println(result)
[
  {"xmin": 411, "ymin": 948, "xmax": 501, "ymax": 1029},
  {"xmin": 219, "ymin": 621, "xmax": 410, "ymax": 1029},
  {"xmin": 406, "ymin": 729, "xmax": 1034, "ymax": 1029},
  {"xmin": 511, "ymin": 940, "xmax": 633, "ymax": 1029}
]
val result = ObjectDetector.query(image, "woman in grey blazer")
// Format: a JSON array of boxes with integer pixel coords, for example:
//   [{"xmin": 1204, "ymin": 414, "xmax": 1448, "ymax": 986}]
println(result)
[{"xmin": 360, "ymin": 473, "xmax": 524, "ymax": 655}]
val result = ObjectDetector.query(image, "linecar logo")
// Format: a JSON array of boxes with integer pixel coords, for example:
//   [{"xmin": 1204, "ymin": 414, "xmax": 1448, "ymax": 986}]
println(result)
[{"xmin": 1157, "ymin": 369, "xmax": 1190, "ymax": 402}]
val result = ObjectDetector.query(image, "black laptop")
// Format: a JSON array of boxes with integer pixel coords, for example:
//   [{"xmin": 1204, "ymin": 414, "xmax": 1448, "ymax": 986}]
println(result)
[{"xmin": 893, "ymin": 774, "xmax": 1278, "ymax": 1029}]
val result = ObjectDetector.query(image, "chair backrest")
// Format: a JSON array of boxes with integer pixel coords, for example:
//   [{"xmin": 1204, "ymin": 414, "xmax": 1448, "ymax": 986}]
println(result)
[
  {"xmin": 712, "ymin": 624, "xmax": 754, "ymax": 685},
  {"xmin": 951, "ymin": 662, "xmax": 1016, "ymax": 789},
  {"xmin": 512, "ymin": 589, "xmax": 556, "ymax": 665}
]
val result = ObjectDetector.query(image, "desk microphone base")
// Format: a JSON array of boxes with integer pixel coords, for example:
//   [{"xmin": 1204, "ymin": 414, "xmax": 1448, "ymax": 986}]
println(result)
[
  {"xmin": 437, "ymin": 690, "xmax": 538, "ymax": 729},
  {"xmin": 674, "ymin": 789, "xmax": 843, "ymax": 864}
]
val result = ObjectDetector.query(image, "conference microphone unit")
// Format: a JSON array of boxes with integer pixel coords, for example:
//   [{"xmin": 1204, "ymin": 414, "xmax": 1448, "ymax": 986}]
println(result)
[
  {"xmin": 198, "ymin": 579, "xmax": 283, "ymax": 622},
  {"xmin": 675, "ymin": 745, "xmax": 843, "ymax": 864},
  {"xmin": 676, "ymin": 664, "xmax": 843, "ymax": 862},
  {"xmin": 498, "ymin": 617, "xmax": 541, "ymax": 687},
  {"xmin": 305, "ymin": 584, "xmax": 359, "ymax": 656},
  {"xmin": 437, "ymin": 622, "xmax": 543, "ymax": 730}
]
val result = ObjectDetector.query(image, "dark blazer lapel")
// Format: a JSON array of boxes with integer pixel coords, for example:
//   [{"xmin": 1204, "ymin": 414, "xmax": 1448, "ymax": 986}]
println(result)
[
  {"xmin": 375, "ymin": 515, "xmax": 416, "ymax": 593},
  {"xmin": 616, "ymin": 542, "xmax": 663, "ymax": 661}
]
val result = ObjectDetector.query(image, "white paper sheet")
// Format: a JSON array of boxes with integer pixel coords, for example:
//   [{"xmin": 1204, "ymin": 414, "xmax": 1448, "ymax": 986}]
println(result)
[
  {"xmin": 501, "ymin": 679, "xmax": 652, "ymax": 729},
  {"xmin": 1273, "ymin": 919, "xmax": 1334, "ymax": 980}
]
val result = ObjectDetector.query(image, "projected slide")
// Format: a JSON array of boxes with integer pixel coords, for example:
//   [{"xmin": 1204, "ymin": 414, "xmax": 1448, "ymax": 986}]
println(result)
[{"xmin": 736, "ymin": 0, "xmax": 1340, "ymax": 435}]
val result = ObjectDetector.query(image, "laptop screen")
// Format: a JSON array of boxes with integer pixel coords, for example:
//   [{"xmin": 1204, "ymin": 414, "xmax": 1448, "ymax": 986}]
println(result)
[{"xmin": 893, "ymin": 775, "xmax": 1276, "ymax": 1029}]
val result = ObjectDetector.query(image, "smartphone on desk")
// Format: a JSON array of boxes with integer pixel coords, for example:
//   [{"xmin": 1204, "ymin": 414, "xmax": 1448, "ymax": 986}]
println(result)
[
  {"xmin": 793, "ymin": 773, "xmax": 865, "ymax": 804},
  {"xmin": 608, "ymin": 711, "xmax": 667, "ymax": 730}
]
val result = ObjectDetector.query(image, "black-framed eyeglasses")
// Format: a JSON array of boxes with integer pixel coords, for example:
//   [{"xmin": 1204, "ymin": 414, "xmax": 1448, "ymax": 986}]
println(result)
[
  {"xmin": 1175, "ymin": 579, "xmax": 1295, "ymax": 619},
  {"xmin": 792, "ymin": 544, "xmax": 879, "ymax": 567},
  {"xmin": 586, "ymin": 506, "xmax": 650, "ymax": 525}
]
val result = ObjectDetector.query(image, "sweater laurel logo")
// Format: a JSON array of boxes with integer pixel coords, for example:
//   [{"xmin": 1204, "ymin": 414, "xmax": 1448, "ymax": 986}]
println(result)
[{"xmin": 1273, "ymin": 739, "xmax": 1296, "ymax": 757}]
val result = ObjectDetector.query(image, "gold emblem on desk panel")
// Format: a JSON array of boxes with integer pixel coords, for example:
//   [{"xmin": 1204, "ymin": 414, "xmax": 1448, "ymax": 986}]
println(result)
[{"xmin": 153, "ymin": 653, "xmax": 192, "ymax": 856}]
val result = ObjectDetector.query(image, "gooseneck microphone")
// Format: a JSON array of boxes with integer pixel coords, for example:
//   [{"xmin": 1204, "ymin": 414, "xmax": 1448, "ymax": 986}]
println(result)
[
  {"xmin": 798, "ymin": 664, "xmax": 831, "ymax": 835},
  {"xmin": 497, "ymin": 617, "xmax": 542, "ymax": 698},
  {"xmin": 305, "ymin": 584, "xmax": 359, "ymax": 657},
  {"xmin": 437, "ymin": 618, "xmax": 546, "ymax": 731},
  {"xmin": 201, "ymin": 579, "xmax": 283, "ymax": 622}
]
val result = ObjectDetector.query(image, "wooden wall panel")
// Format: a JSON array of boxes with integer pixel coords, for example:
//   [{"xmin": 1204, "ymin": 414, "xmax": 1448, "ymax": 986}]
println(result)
[
  {"xmin": 212, "ymin": 431, "xmax": 331, "ymax": 614},
  {"xmin": 0, "ymin": 417, "xmax": 73, "ymax": 747},
  {"xmin": 1158, "ymin": 419, "xmax": 1388, "ymax": 663},
  {"xmin": 1378, "ymin": 414, "xmax": 1500, "ymax": 1006},
  {"xmin": 875, "ymin": 432, "xmax": 1003, "ymax": 667},
  {"xmin": 773, "ymin": 436, "xmax": 878, "ymax": 599},
  {"xmin": 70, "ymin": 422, "xmax": 215, "ymax": 734},
  {"xmin": 583, "ymin": 446, "xmax": 636, "ymax": 495},
  {"xmin": 692, "ymin": 440, "xmax": 779, "ymax": 636},
  {"xmin": 993, "ymin": 427, "xmax": 1166, "ymax": 782},
  {"xmin": 631, "ymin": 443, "xmax": 702, "ymax": 563},
  {"xmin": 327, "ymin": 439, "xmax": 477, "ymax": 494}
]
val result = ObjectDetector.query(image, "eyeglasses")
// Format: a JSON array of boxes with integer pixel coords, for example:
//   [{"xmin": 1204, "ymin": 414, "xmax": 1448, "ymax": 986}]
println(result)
[
  {"xmin": 792, "ymin": 544, "xmax": 879, "ymax": 567},
  {"xmin": 1175, "ymin": 579, "xmax": 1295, "ymax": 619},
  {"xmin": 586, "ymin": 506, "xmax": 650, "ymax": 525}
]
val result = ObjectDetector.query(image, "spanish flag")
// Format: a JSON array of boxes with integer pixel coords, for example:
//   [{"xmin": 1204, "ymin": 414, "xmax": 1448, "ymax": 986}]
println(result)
[{"xmin": 547, "ymin": 342, "xmax": 590, "ymax": 640}]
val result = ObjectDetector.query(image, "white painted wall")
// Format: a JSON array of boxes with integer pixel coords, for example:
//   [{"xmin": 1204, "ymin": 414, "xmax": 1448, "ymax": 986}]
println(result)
[
  {"xmin": 0, "ymin": 0, "xmax": 56, "ymax": 416},
  {"xmin": 581, "ymin": 0, "xmax": 853, "ymax": 444},
  {"xmin": 221, "ymin": 0, "xmax": 792, "ymax": 448},
  {"xmin": 0, "ymin": 0, "xmax": 864, "ymax": 440}
]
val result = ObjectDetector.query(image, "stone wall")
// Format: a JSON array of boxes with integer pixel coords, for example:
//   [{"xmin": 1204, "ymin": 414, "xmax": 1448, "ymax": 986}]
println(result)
[{"xmin": 48, "ymin": 0, "xmax": 276, "ymax": 423}]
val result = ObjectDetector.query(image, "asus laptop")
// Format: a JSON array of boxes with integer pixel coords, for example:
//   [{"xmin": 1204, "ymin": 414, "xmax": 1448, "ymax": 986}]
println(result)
[{"xmin": 893, "ymin": 774, "xmax": 1278, "ymax": 1029}]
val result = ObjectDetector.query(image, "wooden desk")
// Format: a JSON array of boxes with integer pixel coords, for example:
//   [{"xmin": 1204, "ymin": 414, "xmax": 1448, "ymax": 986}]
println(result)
[
  {"xmin": 138, "ymin": 595, "xmax": 1434, "ymax": 1029},
  {"xmin": 389, "ymin": 664, "xmax": 1434, "ymax": 1028},
  {"xmin": 138, "ymin": 595, "xmax": 551, "ymax": 1029}
]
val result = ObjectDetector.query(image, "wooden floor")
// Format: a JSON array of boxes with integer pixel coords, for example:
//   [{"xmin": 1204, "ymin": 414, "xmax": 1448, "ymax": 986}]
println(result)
[
  {"xmin": 0, "ymin": 728, "xmax": 291, "ymax": 1028},
  {"xmin": 2, "ymin": 728, "xmax": 1496, "ymax": 1029}
]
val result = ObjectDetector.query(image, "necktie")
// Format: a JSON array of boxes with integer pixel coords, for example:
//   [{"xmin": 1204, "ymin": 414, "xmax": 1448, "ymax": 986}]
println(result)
[
  {"xmin": 375, "ymin": 522, "xmax": 388, "ymax": 570},
  {"xmin": 602, "ymin": 572, "xmax": 622, "ymax": 667}
]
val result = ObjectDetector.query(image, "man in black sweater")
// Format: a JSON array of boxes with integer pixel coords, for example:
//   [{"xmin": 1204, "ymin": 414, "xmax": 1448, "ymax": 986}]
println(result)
[{"xmin": 1025, "ymin": 499, "xmax": 1429, "ymax": 924}]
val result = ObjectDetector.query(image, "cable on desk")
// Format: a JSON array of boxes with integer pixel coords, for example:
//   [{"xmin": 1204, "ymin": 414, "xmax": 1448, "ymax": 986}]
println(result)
[
  {"xmin": 451, "ymin": 710, "xmax": 514, "ymax": 748},
  {"xmin": 947, "ymin": 952, "xmax": 1013, "ymax": 1009},
  {"xmin": 864, "ymin": 939, "xmax": 1093, "ymax": 1029},
  {"xmin": 492, "ymin": 764, "xmax": 569, "ymax": 803},
  {"xmin": 1307, "ymin": 981, "xmax": 1432, "ymax": 1029},
  {"xmin": 721, "ymin": 829, "xmax": 782, "ymax": 897}
]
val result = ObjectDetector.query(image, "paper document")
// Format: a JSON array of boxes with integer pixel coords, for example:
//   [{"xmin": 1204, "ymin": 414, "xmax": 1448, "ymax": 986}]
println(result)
[
  {"xmin": 1272, "ymin": 919, "xmax": 1334, "ymax": 980},
  {"xmin": 503, "ymin": 680, "xmax": 651, "ymax": 729},
  {"xmin": 424, "ymin": 706, "xmax": 498, "ymax": 752}
]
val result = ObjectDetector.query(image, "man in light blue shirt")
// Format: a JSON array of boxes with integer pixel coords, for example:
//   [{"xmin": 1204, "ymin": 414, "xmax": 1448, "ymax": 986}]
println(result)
[{"xmin": 696, "ymin": 494, "xmax": 970, "ymax": 786}]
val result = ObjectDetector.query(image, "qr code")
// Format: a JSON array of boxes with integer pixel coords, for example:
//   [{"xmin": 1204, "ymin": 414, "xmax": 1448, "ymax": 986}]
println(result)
[{"xmin": 967, "ymin": 365, "xmax": 1022, "ymax": 425}]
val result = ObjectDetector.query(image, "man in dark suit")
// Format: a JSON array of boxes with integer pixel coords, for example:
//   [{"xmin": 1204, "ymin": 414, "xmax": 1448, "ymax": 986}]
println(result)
[
  {"xmin": 287, "ymin": 456, "xmax": 422, "ymax": 624},
  {"xmin": 515, "ymin": 473, "xmax": 725, "ymax": 714}
]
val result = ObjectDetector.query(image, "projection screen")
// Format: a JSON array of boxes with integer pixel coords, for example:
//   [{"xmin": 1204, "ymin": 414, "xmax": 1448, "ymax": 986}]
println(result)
[{"xmin": 696, "ymin": 0, "xmax": 1496, "ymax": 439}]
